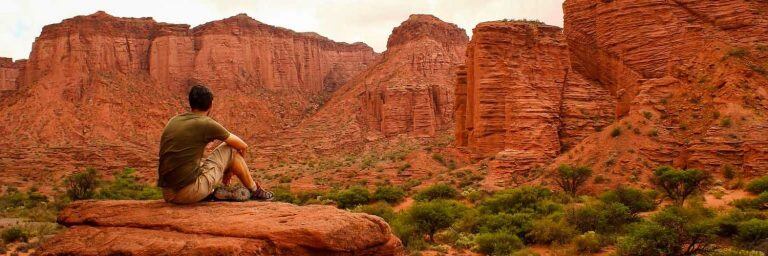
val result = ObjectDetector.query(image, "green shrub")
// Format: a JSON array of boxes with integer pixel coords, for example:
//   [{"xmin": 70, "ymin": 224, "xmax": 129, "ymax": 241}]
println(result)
[
  {"xmin": 642, "ymin": 111, "xmax": 653, "ymax": 120},
  {"xmin": 600, "ymin": 186, "xmax": 657, "ymax": 216},
  {"xmin": 567, "ymin": 201, "xmax": 633, "ymax": 233},
  {"xmin": 652, "ymin": 166, "xmax": 710, "ymax": 205},
  {"xmin": 333, "ymin": 186, "xmax": 371, "ymax": 209},
  {"xmin": 271, "ymin": 186, "xmax": 297, "ymax": 204},
  {"xmin": 97, "ymin": 168, "xmax": 161, "ymax": 200},
  {"xmin": 708, "ymin": 248, "xmax": 766, "ymax": 256},
  {"xmin": 733, "ymin": 192, "xmax": 768, "ymax": 210},
  {"xmin": 716, "ymin": 210, "xmax": 765, "ymax": 237},
  {"xmin": 737, "ymin": 219, "xmax": 768, "ymax": 245},
  {"xmin": 474, "ymin": 231, "xmax": 524, "ymax": 255},
  {"xmin": 65, "ymin": 168, "xmax": 100, "ymax": 200},
  {"xmin": 406, "ymin": 199, "xmax": 467, "ymax": 241},
  {"xmin": 511, "ymin": 248, "xmax": 541, "ymax": 256},
  {"xmin": 721, "ymin": 117, "xmax": 734, "ymax": 128},
  {"xmin": 414, "ymin": 184, "xmax": 458, "ymax": 202},
  {"xmin": 1, "ymin": 227, "xmax": 27, "ymax": 243},
  {"xmin": 617, "ymin": 206, "xmax": 718, "ymax": 256},
  {"xmin": 611, "ymin": 127, "xmax": 622, "ymax": 137},
  {"xmin": 574, "ymin": 231, "xmax": 603, "ymax": 253},
  {"xmin": 354, "ymin": 202, "xmax": 396, "ymax": 222},
  {"xmin": 727, "ymin": 47, "xmax": 749, "ymax": 58},
  {"xmin": 554, "ymin": 165, "xmax": 592, "ymax": 196},
  {"xmin": 747, "ymin": 176, "xmax": 768, "ymax": 194},
  {"xmin": 526, "ymin": 218, "xmax": 577, "ymax": 245},
  {"xmin": 373, "ymin": 186, "xmax": 406, "ymax": 204},
  {"xmin": 478, "ymin": 186, "xmax": 559, "ymax": 215},
  {"xmin": 391, "ymin": 214, "xmax": 428, "ymax": 251}
]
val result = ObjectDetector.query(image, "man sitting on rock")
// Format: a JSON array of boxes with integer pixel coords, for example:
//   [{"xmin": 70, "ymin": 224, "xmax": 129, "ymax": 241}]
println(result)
[{"xmin": 158, "ymin": 84, "xmax": 273, "ymax": 204}]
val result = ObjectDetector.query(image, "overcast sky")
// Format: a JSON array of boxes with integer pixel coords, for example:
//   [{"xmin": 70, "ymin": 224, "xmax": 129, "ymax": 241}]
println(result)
[{"xmin": 0, "ymin": 0, "xmax": 564, "ymax": 60}]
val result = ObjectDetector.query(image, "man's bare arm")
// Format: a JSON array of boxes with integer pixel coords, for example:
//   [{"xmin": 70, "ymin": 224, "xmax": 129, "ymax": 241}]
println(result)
[{"xmin": 225, "ymin": 133, "xmax": 248, "ymax": 154}]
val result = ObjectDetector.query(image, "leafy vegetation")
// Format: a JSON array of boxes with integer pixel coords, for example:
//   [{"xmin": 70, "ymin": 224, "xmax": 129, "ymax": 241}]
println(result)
[
  {"xmin": 554, "ymin": 164, "xmax": 592, "ymax": 196},
  {"xmin": 652, "ymin": 166, "xmax": 710, "ymax": 205},
  {"xmin": 413, "ymin": 184, "xmax": 459, "ymax": 201}
]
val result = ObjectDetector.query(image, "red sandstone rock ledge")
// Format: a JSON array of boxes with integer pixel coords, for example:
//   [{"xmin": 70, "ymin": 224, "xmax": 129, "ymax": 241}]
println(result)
[{"xmin": 37, "ymin": 200, "xmax": 404, "ymax": 256}]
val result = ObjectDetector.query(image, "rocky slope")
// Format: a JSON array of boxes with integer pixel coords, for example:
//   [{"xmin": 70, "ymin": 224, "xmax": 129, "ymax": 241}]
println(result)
[
  {"xmin": 0, "ymin": 11, "xmax": 376, "ymax": 187},
  {"xmin": 37, "ymin": 200, "xmax": 404, "ymax": 255},
  {"xmin": 457, "ymin": 0, "xmax": 768, "ymax": 189},
  {"xmin": 253, "ymin": 14, "xmax": 468, "ymax": 160},
  {"xmin": 455, "ymin": 21, "xmax": 614, "ymax": 188},
  {"xmin": 556, "ymin": 0, "xmax": 768, "ymax": 186}
]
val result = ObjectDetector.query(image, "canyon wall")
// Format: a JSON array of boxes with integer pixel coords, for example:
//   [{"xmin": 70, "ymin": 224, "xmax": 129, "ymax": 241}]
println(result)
[
  {"xmin": 0, "ymin": 11, "xmax": 376, "ymax": 186},
  {"xmin": 455, "ymin": 21, "xmax": 614, "ymax": 187},
  {"xmin": 457, "ymin": 0, "xmax": 768, "ymax": 189},
  {"xmin": 252, "ymin": 14, "xmax": 468, "ymax": 160},
  {"xmin": 0, "ymin": 58, "xmax": 22, "ymax": 91}
]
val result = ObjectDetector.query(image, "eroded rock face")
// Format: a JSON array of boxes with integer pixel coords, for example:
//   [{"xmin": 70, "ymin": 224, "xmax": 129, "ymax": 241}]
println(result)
[
  {"xmin": 0, "ymin": 58, "xmax": 22, "ymax": 91},
  {"xmin": 554, "ymin": 0, "xmax": 768, "ymax": 184},
  {"xmin": 0, "ymin": 11, "xmax": 376, "ymax": 186},
  {"xmin": 454, "ymin": 22, "xmax": 614, "ymax": 188},
  {"xmin": 252, "ymin": 14, "xmax": 468, "ymax": 158},
  {"xmin": 38, "ymin": 200, "xmax": 404, "ymax": 255}
]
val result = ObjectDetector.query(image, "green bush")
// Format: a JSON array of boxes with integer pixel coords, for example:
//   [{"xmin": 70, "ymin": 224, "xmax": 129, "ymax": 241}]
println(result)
[
  {"xmin": 526, "ymin": 218, "xmax": 577, "ymax": 245},
  {"xmin": 97, "ymin": 168, "xmax": 161, "ymax": 200},
  {"xmin": 1, "ymin": 227, "xmax": 27, "ymax": 243},
  {"xmin": 65, "ymin": 168, "xmax": 100, "ymax": 200},
  {"xmin": 406, "ymin": 199, "xmax": 467, "ymax": 241},
  {"xmin": 652, "ymin": 166, "xmax": 710, "ymax": 205},
  {"xmin": 737, "ymin": 219, "xmax": 768, "ymax": 245},
  {"xmin": 733, "ymin": 192, "xmax": 768, "ymax": 210},
  {"xmin": 716, "ymin": 210, "xmax": 766, "ymax": 237},
  {"xmin": 611, "ymin": 127, "xmax": 622, "ymax": 137},
  {"xmin": 391, "ymin": 214, "xmax": 428, "ymax": 251},
  {"xmin": 747, "ymin": 176, "xmax": 768, "ymax": 194},
  {"xmin": 567, "ymin": 201, "xmax": 633, "ymax": 233},
  {"xmin": 333, "ymin": 186, "xmax": 371, "ymax": 209},
  {"xmin": 474, "ymin": 231, "xmax": 524, "ymax": 255},
  {"xmin": 271, "ymin": 186, "xmax": 297, "ymax": 204},
  {"xmin": 478, "ymin": 186, "xmax": 559, "ymax": 215},
  {"xmin": 708, "ymin": 248, "xmax": 766, "ymax": 256},
  {"xmin": 600, "ymin": 186, "xmax": 657, "ymax": 216},
  {"xmin": 413, "ymin": 184, "xmax": 458, "ymax": 202},
  {"xmin": 617, "ymin": 206, "xmax": 718, "ymax": 256},
  {"xmin": 353, "ymin": 202, "xmax": 396, "ymax": 222},
  {"xmin": 373, "ymin": 186, "xmax": 406, "ymax": 204},
  {"xmin": 574, "ymin": 231, "xmax": 603, "ymax": 253},
  {"xmin": 511, "ymin": 248, "xmax": 541, "ymax": 256},
  {"xmin": 554, "ymin": 164, "xmax": 592, "ymax": 196}
]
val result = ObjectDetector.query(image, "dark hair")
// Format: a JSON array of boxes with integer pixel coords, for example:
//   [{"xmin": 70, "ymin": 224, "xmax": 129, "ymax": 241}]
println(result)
[{"xmin": 188, "ymin": 84, "xmax": 213, "ymax": 111}]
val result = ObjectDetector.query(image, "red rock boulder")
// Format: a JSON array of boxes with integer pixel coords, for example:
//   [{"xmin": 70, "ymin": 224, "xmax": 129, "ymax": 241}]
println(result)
[{"xmin": 37, "ymin": 200, "xmax": 404, "ymax": 256}]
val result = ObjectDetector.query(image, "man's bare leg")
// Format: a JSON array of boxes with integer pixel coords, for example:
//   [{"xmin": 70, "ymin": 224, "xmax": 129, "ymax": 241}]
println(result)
[{"xmin": 228, "ymin": 151, "xmax": 259, "ymax": 190}]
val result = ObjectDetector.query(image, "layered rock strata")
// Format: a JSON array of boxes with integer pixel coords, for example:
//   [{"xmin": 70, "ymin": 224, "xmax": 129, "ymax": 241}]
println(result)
[{"xmin": 38, "ymin": 200, "xmax": 404, "ymax": 255}]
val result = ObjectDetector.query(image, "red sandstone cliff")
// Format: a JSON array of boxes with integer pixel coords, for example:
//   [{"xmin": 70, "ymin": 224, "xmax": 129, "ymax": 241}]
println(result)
[
  {"xmin": 254, "ymin": 14, "xmax": 468, "ymax": 159},
  {"xmin": 0, "ymin": 58, "xmax": 23, "ymax": 91},
  {"xmin": 556, "ymin": 0, "xmax": 768, "ymax": 185},
  {"xmin": 0, "ymin": 11, "xmax": 376, "ymax": 187},
  {"xmin": 457, "ymin": 0, "xmax": 768, "ymax": 189},
  {"xmin": 455, "ymin": 21, "xmax": 614, "ymax": 188}
]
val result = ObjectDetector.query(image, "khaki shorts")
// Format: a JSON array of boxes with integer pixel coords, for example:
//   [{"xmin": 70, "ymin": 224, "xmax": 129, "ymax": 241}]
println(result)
[{"xmin": 163, "ymin": 143, "xmax": 236, "ymax": 204}]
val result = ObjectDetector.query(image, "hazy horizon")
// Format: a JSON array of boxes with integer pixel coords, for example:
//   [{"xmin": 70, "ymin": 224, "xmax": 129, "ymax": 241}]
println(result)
[{"xmin": 0, "ymin": 0, "xmax": 564, "ymax": 60}]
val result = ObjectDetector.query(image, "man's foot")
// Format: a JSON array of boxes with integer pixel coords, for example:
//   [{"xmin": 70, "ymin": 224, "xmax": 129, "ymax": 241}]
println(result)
[
  {"xmin": 213, "ymin": 186, "xmax": 251, "ymax": 202},
  {"xmin": 250, "ymin": 187, "xmax": 274, "ymax": 201}
]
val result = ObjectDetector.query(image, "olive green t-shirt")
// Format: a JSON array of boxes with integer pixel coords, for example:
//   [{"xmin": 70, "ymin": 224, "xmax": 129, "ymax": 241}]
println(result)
[{"xmin": 157, "ymin": 113, "xmax": 230, "ymax": 190}]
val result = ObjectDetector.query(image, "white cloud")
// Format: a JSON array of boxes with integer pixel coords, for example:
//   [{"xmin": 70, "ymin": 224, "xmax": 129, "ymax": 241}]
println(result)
[{"xmin": 0, "ymin": 0, "xmax": 564, "ymax": 60}]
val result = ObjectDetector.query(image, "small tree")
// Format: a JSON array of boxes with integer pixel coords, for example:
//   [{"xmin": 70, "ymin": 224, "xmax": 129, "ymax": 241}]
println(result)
[
  {"xmin": 652, "ymin": 166, "xmax": 710, "ymax": 206},
  {"xmin": 554, "ymin": 165, "xmax": 592, "ymax": 196},
  {"xmin": 65, "ymin": 168, "xmax": 100, "ymax": 200},
  {"xmin": 406, "ymin": 199, "xmax": 467, "ymax": 241}
]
